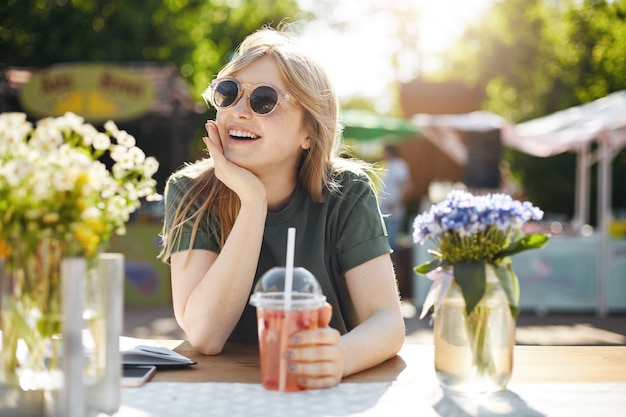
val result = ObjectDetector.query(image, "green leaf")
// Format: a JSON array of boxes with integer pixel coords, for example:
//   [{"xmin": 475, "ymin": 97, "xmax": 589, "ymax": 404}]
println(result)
[
  {"xmin": 496, "ymin": 233, "xmax": 550, "ymax": 260},
  {"xmin": 413, "ymin": 258, "xmax": 450, "ymax": 275},
  {"xmin": 492, "ymin": 261, "xmax": 521, "ymax": 318},
  {"xmin": 453, "ymin": 261, "xmax": 486, "ymax": 315}
]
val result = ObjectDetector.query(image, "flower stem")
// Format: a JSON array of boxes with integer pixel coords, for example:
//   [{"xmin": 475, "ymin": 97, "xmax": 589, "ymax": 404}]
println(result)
[{"xmin": 464, "ymin": 304, "xmax": 496, "ymax": 376}]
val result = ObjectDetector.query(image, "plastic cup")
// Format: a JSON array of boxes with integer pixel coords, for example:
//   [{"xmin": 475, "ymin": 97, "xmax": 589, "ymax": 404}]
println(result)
[{"xmin": 249, "ymin": 267, "xmax": 326, "ymax": 392}]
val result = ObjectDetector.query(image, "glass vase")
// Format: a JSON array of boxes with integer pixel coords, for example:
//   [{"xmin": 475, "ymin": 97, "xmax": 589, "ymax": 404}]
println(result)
[
  {"xmin": 0, "ymin": 238, "xmax": 67, "ymax": 390},
  {"xmin": 433, "ymin": 265, "xmax": 515, "ymax": 394},
  {"xmin": 0, "ymin": 239, "xmax": 114, "ymax": 416}
]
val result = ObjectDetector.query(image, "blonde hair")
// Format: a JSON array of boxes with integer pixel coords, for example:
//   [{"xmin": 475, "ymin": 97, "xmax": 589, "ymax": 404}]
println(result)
[{"xmin": 159, "ymin": 26, "xmax": 373, "ymax": 262}]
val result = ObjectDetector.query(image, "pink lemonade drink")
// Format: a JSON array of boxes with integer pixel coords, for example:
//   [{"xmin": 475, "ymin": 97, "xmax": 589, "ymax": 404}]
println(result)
[
  {"xmin": 256, "ymin": 301, "xmax": 320, "ymax": 391},
  {"xmin": 250, "ymin": 267, "xmax": 326, "ymax": 392}
]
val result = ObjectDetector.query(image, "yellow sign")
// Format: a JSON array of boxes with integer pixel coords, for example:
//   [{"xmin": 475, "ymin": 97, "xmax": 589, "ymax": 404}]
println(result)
[{"xmin": 19, "ymin": 64, "xmax": 155, "ymax": 123}]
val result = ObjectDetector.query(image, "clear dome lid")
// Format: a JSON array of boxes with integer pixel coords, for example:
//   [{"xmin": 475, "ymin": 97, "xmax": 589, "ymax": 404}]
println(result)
[{"xmin": 249, "ymin": 267, "xmax": 325, "ymax": 309}]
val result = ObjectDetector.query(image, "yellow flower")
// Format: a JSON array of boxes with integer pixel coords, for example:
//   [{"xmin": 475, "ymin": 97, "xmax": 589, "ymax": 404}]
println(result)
[
  {"xmin": 74, "ymin": 225, "xmax": 101, "ymax": 257},
  {"xmin": 85, "ymin": 216, "xmax": 105, "ymax": 235}
]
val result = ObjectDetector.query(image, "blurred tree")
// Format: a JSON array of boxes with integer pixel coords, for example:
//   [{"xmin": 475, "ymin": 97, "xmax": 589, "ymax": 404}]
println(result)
[
  {"xmin": 436, "ymin": 0, "xmax": 626, "ymax": 223},
  {"xmin": 0, "ymin": 0, "xmax": 302, "ymax": 98}
]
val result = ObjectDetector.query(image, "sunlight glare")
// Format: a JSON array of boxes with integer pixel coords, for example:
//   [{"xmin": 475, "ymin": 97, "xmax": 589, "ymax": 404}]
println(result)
[
  {"xmin": 416, "ymin": 0, "xmax": 492, "ymax": 72},
  {"xmin": 298, "ymin": 0, "xmax": 492, "ymax": 111}
]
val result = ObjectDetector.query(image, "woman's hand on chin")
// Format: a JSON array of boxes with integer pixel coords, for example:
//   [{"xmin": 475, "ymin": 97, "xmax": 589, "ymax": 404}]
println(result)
[{"xmin": 204, "ymin": 121, "xmax": 266, "ymax": 204}]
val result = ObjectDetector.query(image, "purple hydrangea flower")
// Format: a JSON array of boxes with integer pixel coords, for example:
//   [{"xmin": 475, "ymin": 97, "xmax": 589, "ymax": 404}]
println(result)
[{"xmin": 412, "ymin": 190, "xmax": 544, "ymax": 253}]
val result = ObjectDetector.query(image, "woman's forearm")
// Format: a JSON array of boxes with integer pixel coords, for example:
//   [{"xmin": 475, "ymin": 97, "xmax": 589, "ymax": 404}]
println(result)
[
  {"xmin": 340, "ymin": 307, "xmax": 405, "ymax": 377},
  {"xmin": 179, "ymin": 200, "xmax": 267, "ymax": 354}
]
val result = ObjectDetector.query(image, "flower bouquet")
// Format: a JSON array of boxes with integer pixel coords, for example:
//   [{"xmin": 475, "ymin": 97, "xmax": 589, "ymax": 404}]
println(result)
[
  {"xmin": 0, "ymin": 112, "xmax": 161, "ymax": 390},
  {"xmin": 412, "ymin": 189, "xmax": 549, "ymax": 392}
]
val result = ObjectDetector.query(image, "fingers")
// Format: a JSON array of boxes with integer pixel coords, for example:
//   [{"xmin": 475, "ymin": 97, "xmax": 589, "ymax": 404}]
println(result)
[
  {"xmin": 203, "ymin": 121, "xmax": 222, "ymax": 156},
  {"xmin": 318, "ymin": 303, "xmax": 332, "ymax": 327},
  {"xmin": 205, "ymin": 119, "xmax": 218, "ymax": 136},
  {"xmin": 290, "ymin": 326, "xmax": 340, "ymax": 346},
  {"xmin": 295, "ymin": 373, "xmax": 342, "ymax": 390},
  {"xmin": 203, "ymin": 121, "xmax": 233, "ymax": 183},
  {"xmin": 284, "ymin": 327, "xmax": 345, "ymax": 389},
  {"xmin": 284, "ymin": 344, "xmax": 342, "ymax": 363}
]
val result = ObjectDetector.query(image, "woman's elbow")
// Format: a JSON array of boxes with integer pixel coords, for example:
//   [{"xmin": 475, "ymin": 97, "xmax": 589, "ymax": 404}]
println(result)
[
  {"xmin": 388, "ymin": 312, "xmax": 406, "ymax": 356},
  {"xmin": 180, "ymin": 318, "xmax": 228, "ymax": 355},
  {"xmin": 196, "ymin": 342, "xmax": 225, "ymax": 356},
  {"xmin": 394, "ymin": 325, "xmax": 405, "ymax": 355},
  {"xmin": 187, "ymin": 331, "xmax": 226, "ymax": 355}
]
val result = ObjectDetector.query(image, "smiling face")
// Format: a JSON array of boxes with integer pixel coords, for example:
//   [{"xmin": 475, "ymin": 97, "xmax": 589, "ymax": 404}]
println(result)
[{"xmin": 214, "ymin": 55, "xmax": 311, "ymax": 180}]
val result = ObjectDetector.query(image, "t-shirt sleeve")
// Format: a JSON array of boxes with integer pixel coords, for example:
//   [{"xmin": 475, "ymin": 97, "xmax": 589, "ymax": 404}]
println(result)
[
  {"xmin": 333, "ymin": 172, "xmax": 391, "ymax": 273},
  {"xmin": 164, "ymin": 175, "xmax": 220, "ymax": 254}
]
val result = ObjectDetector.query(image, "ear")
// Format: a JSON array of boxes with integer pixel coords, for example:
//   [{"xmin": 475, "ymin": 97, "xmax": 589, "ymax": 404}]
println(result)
[
  {"xmin": 299, "ymin": 119, "xmax": 312, "ymax": 150},
  {"xmin": 301, "ymin": 134, "xmax": 311, "ymax": 150}
]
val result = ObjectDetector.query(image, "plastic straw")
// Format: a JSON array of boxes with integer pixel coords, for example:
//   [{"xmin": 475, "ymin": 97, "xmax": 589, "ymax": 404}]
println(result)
[
  {"xmin": 279, "ymin": 227, "xmax": 296, "ymax": 392},
  {"xmin": 284, "ymin": 227, "xmax": 296, "ymax": 310}
]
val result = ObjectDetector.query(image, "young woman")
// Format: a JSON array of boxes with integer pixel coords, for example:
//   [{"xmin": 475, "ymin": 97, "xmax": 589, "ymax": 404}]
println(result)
[{"xmin": 159, "ymin": 27, "xmax": 405, "ymax": 389}]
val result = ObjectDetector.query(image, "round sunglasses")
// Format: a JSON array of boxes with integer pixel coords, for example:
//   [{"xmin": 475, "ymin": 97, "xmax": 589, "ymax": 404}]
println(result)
[{"xmin": 204, "ymin": 77, "xmax": 292, "ymax": 115}]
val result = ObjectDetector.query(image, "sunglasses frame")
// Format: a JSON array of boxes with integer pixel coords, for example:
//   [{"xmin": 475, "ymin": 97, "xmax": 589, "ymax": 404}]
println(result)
[{"xmin": 204, "ymin": 77, "xmax": 292, "ymax": 116}]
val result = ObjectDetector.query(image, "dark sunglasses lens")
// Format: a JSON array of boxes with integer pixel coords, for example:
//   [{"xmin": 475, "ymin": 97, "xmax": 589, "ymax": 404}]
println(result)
[
  {"xmin": 213, "ymin": 80, "xmax": 239, "ymax": 108},
  {"xmin": 250, "ymin": 86, "xmax": 279, "ymax": 114}
]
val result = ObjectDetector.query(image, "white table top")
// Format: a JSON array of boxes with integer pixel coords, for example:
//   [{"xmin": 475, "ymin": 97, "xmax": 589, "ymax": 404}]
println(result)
[{"xmin": 109, "ymin": 381, "xmax": 626, "ymax": 417}]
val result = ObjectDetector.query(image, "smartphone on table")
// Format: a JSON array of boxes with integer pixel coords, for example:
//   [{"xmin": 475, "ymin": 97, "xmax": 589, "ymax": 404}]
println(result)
[{"xmin": 121, "ymin": 365, "xmax": 157, "ymax": 387}]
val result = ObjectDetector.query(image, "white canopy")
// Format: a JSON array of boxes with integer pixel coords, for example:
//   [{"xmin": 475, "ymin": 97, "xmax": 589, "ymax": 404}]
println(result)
[
  {"xmin": 502, "ymin": 90, "xmax": 626, "ymax": 316},
  {"xmin": 502, "ymin": 90, "xmax": 626, "ymax": 231},
  {"xmin": 411, "ymin": 111, "xmax": 506, "ymax": 166},
  {"xmin": 412, "ymin": 110, "xmax": 506, "ymax": 133},
  {"xmin": 501, "ymin": 90, "xmax": 626, "ymax": 157}
]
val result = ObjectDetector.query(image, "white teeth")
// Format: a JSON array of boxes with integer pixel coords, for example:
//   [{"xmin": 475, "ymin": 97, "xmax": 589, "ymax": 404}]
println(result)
[{"xmin": 229, "ymin": 129, "xmax": 258, "ymax": 139}]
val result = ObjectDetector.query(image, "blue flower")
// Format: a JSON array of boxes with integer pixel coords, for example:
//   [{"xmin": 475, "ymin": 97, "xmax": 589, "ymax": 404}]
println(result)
[
  {"xmin": 412, "ymin": 190, "xmax": 551, "ymax": 320},
  {"xmin": 412, "ymin": 190, "xmax": 546, "ymax": 263}
]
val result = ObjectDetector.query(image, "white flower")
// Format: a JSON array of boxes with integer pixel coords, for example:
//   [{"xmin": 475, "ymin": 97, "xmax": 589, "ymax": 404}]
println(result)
[
  {"xmin": 81, "ymin": 206, "xmax": 102, "ymax": 220},
  {"xmin": 115, "ymin": 130, "xmax": 136, "ymax": 147},
  {"xmin": 32, "ymin": 176, "xmax": 54, "ymax": 200},
  {"xmin": 0, "ymin": 112, "xmax": 161, "ymax": 257},
  {"xmin": 92, "ymin": 133, "xmax": 111, "ymax": 150},
  {"xmin": 30, "ymin": 122, "xmax": 64, "ymax": 152},
  {"xmin": 75, "ymin": 123, "xmax": 99, "ymax": 146},
  {"xmin": 128, "ymin": 146, "xmax": 146, "ymax": 164},
  {"xmin": 60, "ymin": 112, "xmax": 85, "ymax": 130},
  {"xmin": 109, "ymin": 144, "xmax": 128, "ymax": 163},
  {"xmin": 0, "ymin": 113, "xmax": 31, "ymax": 152},
  {"xmin": 104, "ymin": 120, "xmax": 120, "ymax": 136},
  {"xmin": 143, "ymin": 156, "xmax": 159, "ymax": 177},
  {"xmin": 1, "ymin": 159, "xmax": 32, "ymax": 187}
]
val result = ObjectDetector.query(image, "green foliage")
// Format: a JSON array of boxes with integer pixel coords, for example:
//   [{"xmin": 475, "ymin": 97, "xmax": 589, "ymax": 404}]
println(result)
[
  {"xmin": 437, "ymin": 0, "xmax": 626, "ymax": 221},
  {"xmin": 0, "ymin": 0, "xmax": 176, "ymax": 64},
  {"xmin": 454, "ymin": 261, "xmax": 487, "ymax": 316},
  {"xmin": 493, "ymin": 260, "xmax": 520, "ymax": 318},
  {"xmin": 506, "ymin": 149, "xmax": 578, "ymax": 219},
  {"xmin": 414, "ymin": 257, "xmax": 451, "ymax": 275},
  {"xmin": 0, "ymin": 0, "xmax": 302, "ymax": 98},
  {"xmin": 495, "ymin": 231, "xmax": 550, "ymax": 260}
]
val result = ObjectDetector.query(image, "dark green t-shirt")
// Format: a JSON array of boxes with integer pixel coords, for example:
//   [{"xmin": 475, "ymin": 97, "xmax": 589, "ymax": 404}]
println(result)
[{"xmin": 164, "ymin": 169, "xmax": 391, "ymax": 342}]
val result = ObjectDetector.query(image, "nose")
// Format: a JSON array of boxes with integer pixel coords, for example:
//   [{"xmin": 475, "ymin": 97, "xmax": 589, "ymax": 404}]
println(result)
[{"xmin": 230, "ymin": 90, "xmax": 252, "ymax": 117}]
